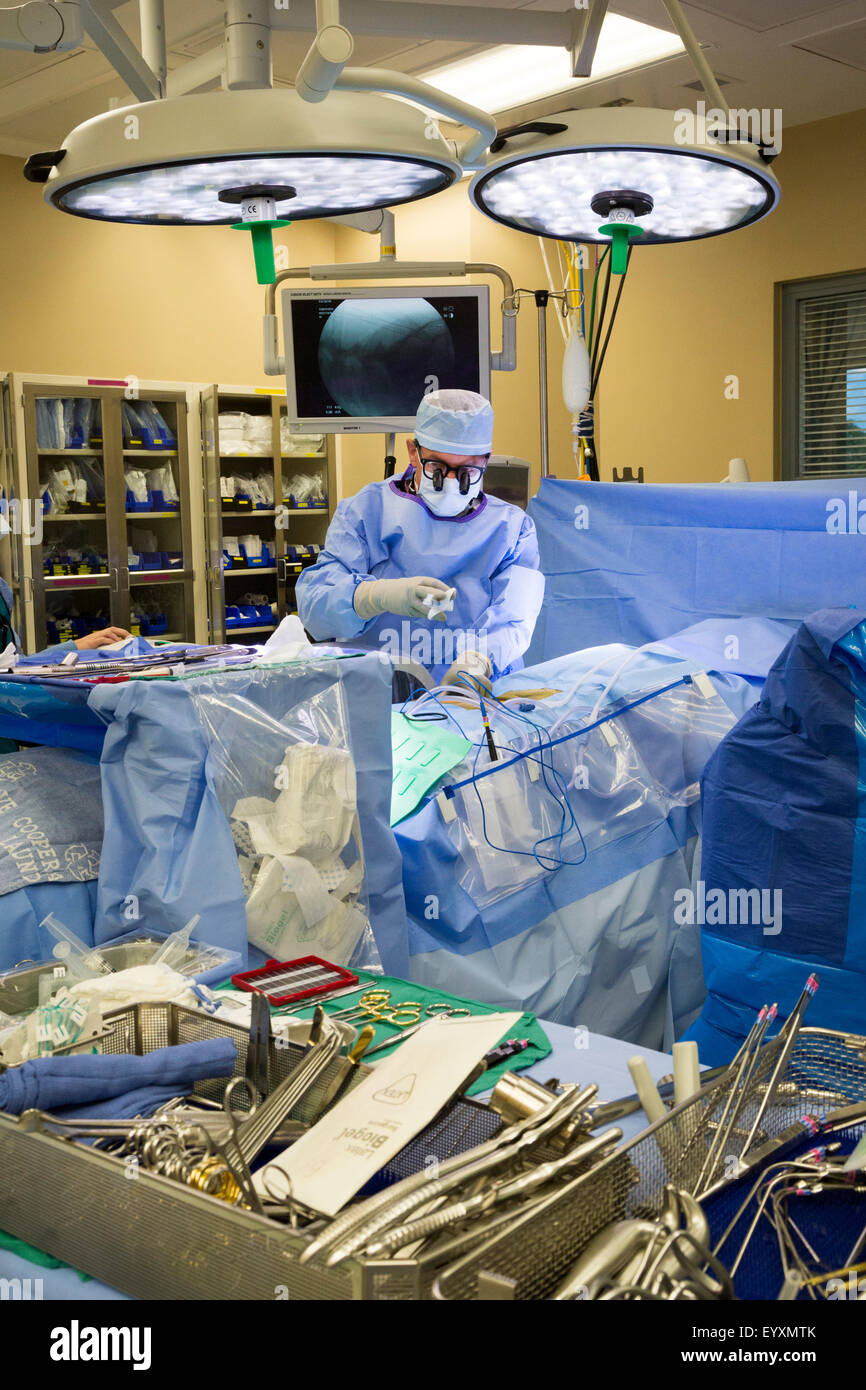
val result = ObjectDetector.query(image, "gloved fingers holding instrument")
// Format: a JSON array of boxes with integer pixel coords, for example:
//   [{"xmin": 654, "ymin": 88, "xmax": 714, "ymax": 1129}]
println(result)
[
  {"xmin": 353, "ymin": 576, "xmax": 453, "ymax": 622},
  {"xmin": 443, "ymin": 650, "xmax": 493, "ymax": 694}
]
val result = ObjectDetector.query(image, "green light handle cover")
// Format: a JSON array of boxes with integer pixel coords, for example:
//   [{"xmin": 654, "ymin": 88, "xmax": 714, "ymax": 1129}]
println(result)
[
  {"xmin": 231, "ymin": 218, "xmax": 290, "ymax": 285},
  {"xmin": 598, "ymin": 222, "xmax": 644, "ymax": 274}
]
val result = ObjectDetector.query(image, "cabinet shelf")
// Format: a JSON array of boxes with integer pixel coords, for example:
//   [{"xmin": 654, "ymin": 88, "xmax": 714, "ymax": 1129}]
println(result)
[
  {"xmin": 43, "ymin": 574, "xmax": 112, "ymax": 589},
  {"xmin": 38, "ymin": 447, "xmax": 103, "ymax": 456},
  {"xmin": 43, "ymin": 512, "xmax": 106, "ymax": 521},
  {"xmin": 221, "ymin": 508, "xmax": 276, "ymax": 517},
  {"xmin": 130, "ymin": 570, "xmax": 191, "ymax": 585}
]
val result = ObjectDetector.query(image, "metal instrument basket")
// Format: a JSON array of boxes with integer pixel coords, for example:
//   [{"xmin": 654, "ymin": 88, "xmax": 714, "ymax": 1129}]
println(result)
[
  {"xmin": 432, "ymin": 1027, "xmax": 866, "ymax": 1300},
  {"xmin": 621, "ymin": 1026, "xmax": 866, "ymax": 1217},
  {"xmin": 0, "ymin": 1000, "xmax": 502, "ymax": 1298},
  {"xmin": 6, "ymin": 1010, "xmax": 858, "ymax": 1299}
]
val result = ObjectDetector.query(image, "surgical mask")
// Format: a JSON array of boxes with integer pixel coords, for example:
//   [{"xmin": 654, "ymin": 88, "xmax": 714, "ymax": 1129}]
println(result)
[{"xmin": 418, "ymin": 471, "xmax": 483, "ymax": 517}]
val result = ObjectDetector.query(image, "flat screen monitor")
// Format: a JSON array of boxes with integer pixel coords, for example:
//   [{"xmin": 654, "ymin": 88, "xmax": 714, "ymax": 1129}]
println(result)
[
  {"xmin": 483, "ymin": 456, "xmax": 532, "ymax": 510},
  {"xmin": 283, "ymin": 284, "xmax": 491, "ymax": 434}
]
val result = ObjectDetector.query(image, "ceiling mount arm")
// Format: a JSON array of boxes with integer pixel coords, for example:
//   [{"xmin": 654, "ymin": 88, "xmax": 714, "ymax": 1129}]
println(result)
[
  {"xmin": 570, "ymin": 0, "xmax": 609, "ymax": 78},
  {"xmin": 659, "ymin": 0, "xmax": 729, "ymax": 117},
  {"xmin": 82, "ymin": 0, "xmax": 161, "ymax": 101},
  {"xmin": 293, "ymin": 0, "xmax": 494, "ymax": 166},
  {"xmin": 333, "ymin": 66, "xmax": 496, "ymax": 168}
]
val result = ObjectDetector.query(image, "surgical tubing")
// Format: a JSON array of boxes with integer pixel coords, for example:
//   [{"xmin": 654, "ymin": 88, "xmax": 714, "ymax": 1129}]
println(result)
[{"xmin": 442, "ymin": 674, "xmax": 692, "ymax": 800}]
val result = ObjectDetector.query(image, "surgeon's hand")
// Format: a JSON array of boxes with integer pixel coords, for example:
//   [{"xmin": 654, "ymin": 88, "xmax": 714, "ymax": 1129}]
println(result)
[
  {"xmin": 443, "ymin": 650, "xmax": 493, "ymax": 693},
  {"xmin": 75, "ymin": 627, "xmax": 132, "ymax": 650},
  {"xmin": 354, "ymin": 577, "xmax": 452, "ymax": 622}
]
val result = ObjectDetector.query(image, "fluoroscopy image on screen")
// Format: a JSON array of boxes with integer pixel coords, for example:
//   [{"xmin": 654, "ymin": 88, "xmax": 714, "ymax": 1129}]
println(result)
[{"xmin": 290, "ymin": 294, "xmax": 484, "ymax": 420}]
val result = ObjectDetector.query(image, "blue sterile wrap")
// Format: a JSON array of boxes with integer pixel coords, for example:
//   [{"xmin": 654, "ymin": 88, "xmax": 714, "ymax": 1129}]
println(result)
[
  {"xmin": 685, "ymin": 608, "xmax": 866, "ymax": 1063},
  {"xmin": 526, "ymin": 477, "xmax": 865, "ymax": 665}
]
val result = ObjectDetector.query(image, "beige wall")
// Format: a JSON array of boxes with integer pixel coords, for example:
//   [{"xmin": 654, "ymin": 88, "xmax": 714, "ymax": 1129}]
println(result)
[
  {"xmin": 0, "ymin": 154, "xmax": 335, "ymax": 384},
  {"xmin": 2, "ymin": 103, "xmax": 864, "ymax": 495},
  {"xmin": 596, "ymin": 106, "xmax": 866, "ymax": 484}
]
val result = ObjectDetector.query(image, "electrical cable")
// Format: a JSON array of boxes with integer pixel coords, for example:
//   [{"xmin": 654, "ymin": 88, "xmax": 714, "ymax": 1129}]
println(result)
[
  {"xmin": 587, "ymin": 245, "xmax": 609, "ymax": 355},
  {"xmin": 590, "ymin": 250, "xmax": 613, "ymax": 383},
  {"xmin": 590, "ymin": 245, "xmax": 633, "ymax": 398}
]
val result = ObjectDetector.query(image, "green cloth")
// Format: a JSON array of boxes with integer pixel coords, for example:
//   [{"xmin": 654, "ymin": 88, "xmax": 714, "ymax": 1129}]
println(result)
[
  {"xmin": 0, "ymin": 1228, "xmax": 90, "ymax": 1280},
  {"xmin": 274, "ymin": 970, "xmax": 551, "ymax": 1097},
  {"xmin": 390, "ymin": 711, "xmax": 470, "ymax": 825}
]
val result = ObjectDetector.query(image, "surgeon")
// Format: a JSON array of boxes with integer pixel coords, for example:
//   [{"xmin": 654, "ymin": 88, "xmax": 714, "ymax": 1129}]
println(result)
[{"xmin": 296, "ymin": 390, "xmax": 545, "ymax": 686}]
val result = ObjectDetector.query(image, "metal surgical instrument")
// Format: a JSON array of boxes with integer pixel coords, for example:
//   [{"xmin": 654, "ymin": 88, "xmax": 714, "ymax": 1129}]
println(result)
[
  {"xmin": 364, "ymin": 1126, "xmax": 622, "ymax": 1258},
  {"xmin": 300, "ymin": 1083, "xmax": 589, "ymax": 1265},
  {"xmin": 737, "ymin": 974, "xmax": 819, "ymax": 1161},
  {"xmin": 320, "ymin": 1083, "xmax": 600, "ymax": 1267},
  {"xmin": 361, "ymin": 1005, "xmax": 473, "ymax": 1058}
]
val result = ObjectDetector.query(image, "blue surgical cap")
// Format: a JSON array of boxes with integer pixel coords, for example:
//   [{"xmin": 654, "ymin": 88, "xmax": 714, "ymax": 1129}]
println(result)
[{"xmin": 414, "ymin": 389, "xmax": 494, "ymax": 457}]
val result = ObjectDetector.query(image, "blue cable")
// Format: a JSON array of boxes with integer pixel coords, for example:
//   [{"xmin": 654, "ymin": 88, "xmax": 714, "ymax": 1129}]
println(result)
[
  {"xmin": 461, "ymin": 677, "xmax": 587, "ymax": 874},
  {"xmin": 445, "ymin": 674, "xmax": 692, "ymax": 796}
]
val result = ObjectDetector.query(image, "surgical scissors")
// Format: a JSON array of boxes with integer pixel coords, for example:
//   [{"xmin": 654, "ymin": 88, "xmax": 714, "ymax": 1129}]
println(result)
[
  {"xmin": 330, "ymin": 989, "xmax": 426, "ymax": 1027},
  {"xmin": 362, "ymin": 1004, "xmax": 474, "ymax": 1058}
]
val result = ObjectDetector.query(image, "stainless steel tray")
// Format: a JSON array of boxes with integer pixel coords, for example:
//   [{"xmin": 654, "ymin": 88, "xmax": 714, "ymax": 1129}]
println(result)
[{"xmin": 0, "ymin": 938, "xmax": 236, "ymax": 1017}]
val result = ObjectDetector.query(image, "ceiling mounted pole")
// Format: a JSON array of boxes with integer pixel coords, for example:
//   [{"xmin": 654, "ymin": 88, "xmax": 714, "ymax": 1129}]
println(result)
[
  {"xmin": 139, "ymin": 0, "xmax": 166, "ymax": 97},
  {"xmin": 225, "ymin": 0, "xmax": 273, "ymax": 90},
  {"xmin": 570, "ymin": 0, "xmax": 609, "ymax": 78},
  {"xmin": 659, "ymin": 0, "xmax": 728, "ymax": 115}
]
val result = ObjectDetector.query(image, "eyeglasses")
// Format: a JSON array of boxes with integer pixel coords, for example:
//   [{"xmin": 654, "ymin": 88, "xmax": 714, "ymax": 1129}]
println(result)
[{"xmin": 414, "ymin": 442, "xmax": 488, "ymax": 495}]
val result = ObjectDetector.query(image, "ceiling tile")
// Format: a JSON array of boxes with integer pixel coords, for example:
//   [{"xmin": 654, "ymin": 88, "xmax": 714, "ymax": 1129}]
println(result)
[
  {"xmin": 793, "ymin": 20, "xmax": 866, "ymax": 70},
  {"xmin": 686, "ymin": 0, "xmax": 857, "ymax": 32}
]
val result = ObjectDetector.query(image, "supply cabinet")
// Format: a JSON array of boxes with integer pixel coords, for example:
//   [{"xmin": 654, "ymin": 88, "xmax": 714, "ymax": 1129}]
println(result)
[
  {"xmin": 0, "ymin": 382, "xmax": 23, "ymax": 636},
  {"xmin": 1, "ymin": 374, "xmax": 206, "ymax": 651},
  {"xmin": 201, "ymin": 384, "xmax": 335, "ymax": 643}
]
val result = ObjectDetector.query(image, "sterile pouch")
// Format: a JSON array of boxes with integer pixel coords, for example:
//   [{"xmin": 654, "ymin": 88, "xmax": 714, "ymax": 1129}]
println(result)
[
  {"xmin": 124, "ymin": 467, "xmax": 149, "ymax": 503},
  {"xmin": 239, "ymin": 533, "xmax": 263, "ymax": 559},
  {"xmin": 190, "ymin": 678, "xmax": 381, "ymax": 972},
  {"xmin": 36, "ymin": 398, "xmax": 65, "ymax": 450},
  {"xmin": 146, "ymin": 465, "xmax": 179, "ymax": 503},
  {"xmin": 42, "ymin": 465, "xmax": 76, "ymax": 514},
  {"xmin": 254, "ymin": 470, "xmax": 274, "ymax": 504},
  {"xmin": 441, "ymin": 674, "xmax": 737, "ymax": 909},
  {"xmin": 283, "ymin": 472, "xmax": 325, "ymax": 504},
  {"xmin": 76, "ymin": 456, "xmax": 105, "ymax": 503}
]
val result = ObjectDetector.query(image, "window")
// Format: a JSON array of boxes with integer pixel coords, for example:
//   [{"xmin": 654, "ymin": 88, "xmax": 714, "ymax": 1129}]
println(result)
[{"xmin": 780, "ymin": 272, "xmax": 866, "ymax": 480}]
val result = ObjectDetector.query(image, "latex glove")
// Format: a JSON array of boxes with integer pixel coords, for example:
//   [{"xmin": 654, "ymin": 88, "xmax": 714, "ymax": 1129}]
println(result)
[
  {"xmin": 354, "ymin": 577, "xmax": 451, "ymax": 622},
  {"xmin": 443, "ymin": 650, "xmax": 493, "ymax": 693},
  {"xmin": 75, "ymin": 627, "xmax": 132, "ymax": 650}
]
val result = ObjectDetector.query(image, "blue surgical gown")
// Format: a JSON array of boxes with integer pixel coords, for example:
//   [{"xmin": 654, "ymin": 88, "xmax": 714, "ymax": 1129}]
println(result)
[{"xmin": 296, "ymin": 470, "xmax": 545, "ymax": 682}]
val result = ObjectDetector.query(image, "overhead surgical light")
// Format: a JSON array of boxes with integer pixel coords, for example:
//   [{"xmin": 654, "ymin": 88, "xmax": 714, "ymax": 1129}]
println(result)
[
  {"xmin": 469, "ymin": 107, "xmax": 781, "ymax": 258},
  {"xmin": 25, "ymin": 88, "xmax": 463, "ymax": 225}
]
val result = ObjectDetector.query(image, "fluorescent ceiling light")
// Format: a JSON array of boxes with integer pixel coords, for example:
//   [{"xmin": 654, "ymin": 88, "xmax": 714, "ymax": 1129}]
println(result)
[{"xmin": 422, "ymin": 15, "xmax": 685, "ymax": 115}]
